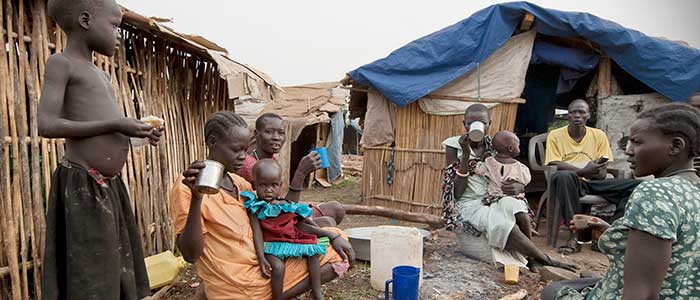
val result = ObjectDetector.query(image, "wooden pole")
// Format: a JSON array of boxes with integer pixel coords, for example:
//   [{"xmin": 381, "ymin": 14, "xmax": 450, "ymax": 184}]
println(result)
[
  {"xmin": 4, "ymin": 0, "xmax": 25, "ymax": 297},
  {"xmin": 343, "ymin": 204, "xmax": 444, "ymax": 229},
  {"xmin": 597, "ymin": 57, "xmax": 612, "ymax": 99}
]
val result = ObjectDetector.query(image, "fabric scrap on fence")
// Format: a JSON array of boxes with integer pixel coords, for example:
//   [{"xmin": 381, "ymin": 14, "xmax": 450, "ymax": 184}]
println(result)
[
  {"xmin": 360, "ymin": 93, "xmax": 395, "ymax": 147},
  {"xmin": 327, "ymin": 112, "xmax": 345, "ymax": 182}
]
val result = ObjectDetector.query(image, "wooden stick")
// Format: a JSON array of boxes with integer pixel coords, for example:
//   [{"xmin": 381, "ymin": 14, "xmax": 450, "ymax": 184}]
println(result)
[
  {"xmin": 341, "ymin": 86, "xmax": 526, "ymax": 104},
  {"xmin": 0, "ymin": 30, "xmax": 56, "ymax": 49},
  {"xmin": 27, "ymin": 4, "xmax": 45, "ymax": 297},
  {"xmin": 15, "ymin": 2, "xmax": 33, "ymax": 296},
  {"xmin": 0, "ymin": 261, "xmax": 32, "ymax": 278},
  {"xmin": 343, "ymin": 204, "xmax": 444, "ymax": 229},
  {"xmin": 146, "ymin": 284, "xmax": 173, "ymax": 300},
  {"xmin": 0, "ymin": 0, "xmax": 11, "ymax": 296},
  {"xmin": 4, "ymin": 0, "xmax": 25, "ymax": 297},
  {"xmin": 363, "ymin": 146, "xmax": 445, "ymax": 154}
]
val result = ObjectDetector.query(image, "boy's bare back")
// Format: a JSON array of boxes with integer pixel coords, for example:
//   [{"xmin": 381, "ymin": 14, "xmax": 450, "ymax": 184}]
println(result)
[{"xmin": 39, "ymin": 0, "xmax": 160, "ymax": 177}]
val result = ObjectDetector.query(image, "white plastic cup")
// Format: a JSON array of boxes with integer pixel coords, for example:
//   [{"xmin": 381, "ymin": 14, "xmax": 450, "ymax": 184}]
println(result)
[
  {"xmin": 468, "ymin": 121, "xmax": 485, "ymax": 142},
  {"xmin": 194, "ymin": 160, "xmax": 225, "ymax": 194}
]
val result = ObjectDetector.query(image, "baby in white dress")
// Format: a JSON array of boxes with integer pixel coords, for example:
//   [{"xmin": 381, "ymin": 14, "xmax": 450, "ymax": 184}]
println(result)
[{"xmin": 475, "ymin": 131, "xmax": 531, "ymax": 205}]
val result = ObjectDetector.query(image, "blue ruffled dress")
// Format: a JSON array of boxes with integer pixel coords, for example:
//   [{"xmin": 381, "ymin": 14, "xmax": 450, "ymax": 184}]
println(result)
[{"xmin": 242, "ymin": 191, "xmax": 328, "ymax": 259}]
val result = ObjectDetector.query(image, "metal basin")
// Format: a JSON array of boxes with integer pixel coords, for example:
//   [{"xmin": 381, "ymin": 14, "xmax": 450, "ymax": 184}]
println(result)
[{"xmin": 345, "ymin": 226, "xmax": 431, "ymax": 262}]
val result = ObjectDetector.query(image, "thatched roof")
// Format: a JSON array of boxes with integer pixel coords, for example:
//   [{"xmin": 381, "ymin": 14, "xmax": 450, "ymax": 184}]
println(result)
[
  {"xmin": 263, "ymin": 82, "xmax": 346, "ymax": 117},
  {"xmin": 120, "ymin": 7, "xmax": 282, "ymax": 100}
]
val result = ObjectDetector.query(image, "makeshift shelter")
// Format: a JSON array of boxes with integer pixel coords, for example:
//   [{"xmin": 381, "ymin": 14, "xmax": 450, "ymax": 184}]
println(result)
[
  {"xmin": 238, "ymin": 82, "xmax": 348, "ymax": 187},
  {"xmin": 343, "ymin": 1, "xmax": 700, "ymax": 215},
  {"xmin": 0, "ymin": 1, "xmax": 279, "ymax": 299}
]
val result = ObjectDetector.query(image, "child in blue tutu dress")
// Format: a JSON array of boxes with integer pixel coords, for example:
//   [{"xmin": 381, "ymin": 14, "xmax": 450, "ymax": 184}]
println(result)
[{"xmin": 243, "ymin": 159, "xmax": 333, "ymax": 300}]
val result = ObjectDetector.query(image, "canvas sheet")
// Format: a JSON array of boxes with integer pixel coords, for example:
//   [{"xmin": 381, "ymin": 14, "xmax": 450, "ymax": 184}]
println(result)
[
  {"xmin": 417, "ymin": 30, "xmax": 535, "ymax": 115},
  {"xmin": 359, "ymin": 93, "xmax": 395, "ymax": 147},
  {"xmin": 431, "ymin": 30, "xmax": 535, "ymax": 100}
]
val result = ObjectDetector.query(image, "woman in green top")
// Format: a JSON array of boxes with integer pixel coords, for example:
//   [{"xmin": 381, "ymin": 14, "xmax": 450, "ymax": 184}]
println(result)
[{"xmin": 541, "ymin": 103, "xmax": 700, "ymax": 300}]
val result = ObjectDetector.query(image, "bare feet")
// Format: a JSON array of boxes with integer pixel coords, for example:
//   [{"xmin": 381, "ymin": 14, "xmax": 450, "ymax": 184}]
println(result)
[
  {"xmin": 193, "ymin": 285, "xmax": 207, "ymax": 300},
  {"xmin": 312, "ymin": 290, "xmax": 324, "ymax": 300},
  {"xmin": 527, "ymin": 259, "xmax": 544, "ymax": 273}
]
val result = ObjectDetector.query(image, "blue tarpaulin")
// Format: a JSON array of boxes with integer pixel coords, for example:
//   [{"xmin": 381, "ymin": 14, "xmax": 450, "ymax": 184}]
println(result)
[
  {"xmin": 530, "ymin": 41, "xmax": 599, "ymax": 94},
  {"xmin": 348, "ymin": 1, "xmax": 700, "ymax": 105}
]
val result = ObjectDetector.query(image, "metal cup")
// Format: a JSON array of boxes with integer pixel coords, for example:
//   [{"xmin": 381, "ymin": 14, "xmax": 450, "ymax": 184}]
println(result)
[
  {"xmin": 194, "ymin": 160, "xmax": 225, "ymax": 195},
  {"xmin": 468, "ymin": 121, "xmax": 485, "ymax": 142}
]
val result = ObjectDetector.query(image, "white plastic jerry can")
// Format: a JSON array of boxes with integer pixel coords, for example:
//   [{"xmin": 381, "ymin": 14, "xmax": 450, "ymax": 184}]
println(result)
[{"xmin": 370, "ymin": 225, "xmax": 423, "ymax": 291}]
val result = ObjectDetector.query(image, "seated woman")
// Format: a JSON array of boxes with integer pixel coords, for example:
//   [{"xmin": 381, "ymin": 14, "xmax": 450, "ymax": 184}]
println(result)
[
  {"xmin": 541, "ymin": 103, "xmax": 700, "ymax": 300},
  {"xmin": 238, "ymin": 113, "xmax": 345, "ymax": 227},
  {"xmin": 171, "ymin": 111, "xmax": 355, "ymax": 300},
  {"xmin": 443, "ymin": 104, "xmax": 575, "ymax": 271}
]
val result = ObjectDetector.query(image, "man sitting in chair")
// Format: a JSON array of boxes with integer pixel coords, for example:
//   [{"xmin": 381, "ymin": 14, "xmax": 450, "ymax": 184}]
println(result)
[{"xmin": 545, "ymin": 99, "xmax": 641, "ymax": 254}]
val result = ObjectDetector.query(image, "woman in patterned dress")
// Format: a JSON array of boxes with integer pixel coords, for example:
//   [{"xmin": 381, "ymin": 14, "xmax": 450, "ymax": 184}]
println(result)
[{"xmin": 541, "ymin": 103, "xmax": 700, "ymax": 300}]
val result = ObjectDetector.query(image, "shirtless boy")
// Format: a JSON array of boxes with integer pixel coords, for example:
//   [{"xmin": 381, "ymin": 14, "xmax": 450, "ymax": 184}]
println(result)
[{"xmin": 39, "ymin": 0, "xmax": 162, "ymax": 299}]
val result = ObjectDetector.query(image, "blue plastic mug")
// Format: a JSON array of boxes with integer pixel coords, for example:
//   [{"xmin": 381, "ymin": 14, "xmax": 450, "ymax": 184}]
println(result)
[
  {"xmin": 385, "ymin": 265, "xmax": 420, "ymax": 300},
  {"xmin": 313, "ymin": 147, "xmax": 331, "ymax": 169}
]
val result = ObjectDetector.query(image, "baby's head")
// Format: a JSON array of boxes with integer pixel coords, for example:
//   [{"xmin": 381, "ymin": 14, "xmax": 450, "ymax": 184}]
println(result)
[
  {"xmin": 492, "ymin": 131, "xmax": 520, "ymax": 157},
  {"xmin": 252, "ymin": 159, "xmax": 283, "ymax": 202},
  {"xmin": 48, "ymin": 0, "xmax": 122, "ymax": 56}
]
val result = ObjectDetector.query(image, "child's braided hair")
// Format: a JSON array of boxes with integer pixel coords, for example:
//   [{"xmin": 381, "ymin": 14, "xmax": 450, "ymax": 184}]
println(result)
[
  {"xmin": 204, "ymin": 111, "xmax": 248, "ymax": 141},
  {"xmin": 637, "ymin": 103, "xmax": 700, "ymax": 157}
]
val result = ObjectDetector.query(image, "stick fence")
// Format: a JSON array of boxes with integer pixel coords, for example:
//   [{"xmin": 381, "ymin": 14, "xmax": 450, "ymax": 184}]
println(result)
[{"xmin": 1, "ymin": 1, "xmax": 233, "ymax": 298}]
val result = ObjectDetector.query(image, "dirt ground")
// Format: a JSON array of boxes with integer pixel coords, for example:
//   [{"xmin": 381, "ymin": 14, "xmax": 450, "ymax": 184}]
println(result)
[{"xmin": 159, "ymin": 175, "xmax": 609, "ymax": 300}]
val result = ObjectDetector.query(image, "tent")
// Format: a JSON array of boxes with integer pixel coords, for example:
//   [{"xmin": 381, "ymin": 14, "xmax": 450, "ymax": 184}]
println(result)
[{"xmin": 342, "ymin": 1, "xmax": 700, "ymax": 215}]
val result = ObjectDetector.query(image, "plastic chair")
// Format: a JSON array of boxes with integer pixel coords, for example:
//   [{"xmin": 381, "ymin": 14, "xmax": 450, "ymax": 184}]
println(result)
[{"xmin": 527, "ymin": 133, "xmax": 552, "ymax": 233}]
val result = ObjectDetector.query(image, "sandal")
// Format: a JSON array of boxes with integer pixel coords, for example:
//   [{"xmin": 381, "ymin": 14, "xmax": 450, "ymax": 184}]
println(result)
[
  {"xmin": 539, "ymin": 254, "xmax": 579, "ymax": 273},
  {"xmin": 580, "ymin": 270, "xmax": 598, "ymax": 278},
  {"xmin": 557, "ymin": 239, "xmax": 582, "ymax": 255}
]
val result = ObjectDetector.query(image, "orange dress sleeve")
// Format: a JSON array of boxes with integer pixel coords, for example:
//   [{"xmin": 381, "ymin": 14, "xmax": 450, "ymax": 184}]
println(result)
[{"xmin": 170, "ymin": 177, "xmax": 208, "ymax": 235}]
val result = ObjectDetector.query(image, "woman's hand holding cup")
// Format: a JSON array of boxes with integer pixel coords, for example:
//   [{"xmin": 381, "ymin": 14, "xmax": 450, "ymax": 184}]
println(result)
[
  {"xmin": 458, "ymin": 134, "xmax": 472, "ymax": 157},
  {"xmin": 182, "ymin": 160, "xmax": 206, "ymax": 196},
  {"xmin": 297, "ymin": 151, "xmax": 323, "ymax": 176},
  {"xmin": 569, "ymin": 214, "xmax": 610, "ymax": 231}
]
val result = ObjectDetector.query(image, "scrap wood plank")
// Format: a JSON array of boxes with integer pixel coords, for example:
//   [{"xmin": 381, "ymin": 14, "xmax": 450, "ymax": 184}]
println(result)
[
  {"xmin": 597, "ymin": 57, "xmax": 612, "ymax": 98},
  {"xmin": 146, "ymin": 284, "xmax": 172, "ymax": 300},
  {"xmin": 520, "ymin": 13, "xmax": 535, "ymax": 31}
]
